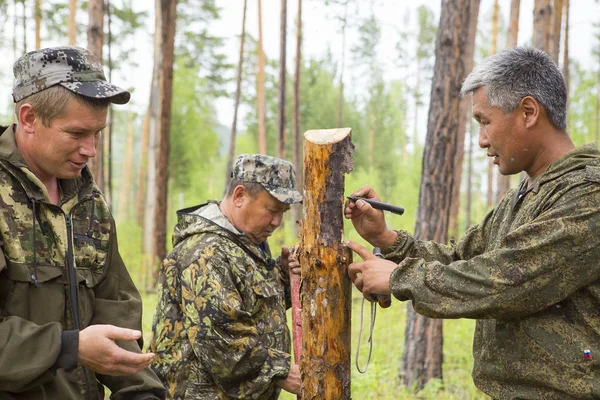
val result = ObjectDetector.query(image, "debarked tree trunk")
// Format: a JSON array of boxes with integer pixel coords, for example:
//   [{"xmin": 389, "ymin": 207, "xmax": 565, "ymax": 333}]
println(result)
[{"xmin": 299, "ymin": 128, "xmax": 353, "ymax": 400}]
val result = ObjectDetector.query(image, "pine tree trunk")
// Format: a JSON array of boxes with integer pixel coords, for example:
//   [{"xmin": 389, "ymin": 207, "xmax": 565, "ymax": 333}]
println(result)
[
  {"xmin": 143, "ymin": 0, "xmax": 161, "ymax": 290},
  {"xmin": 69, "ymin": 0, "xmax": 77, "ymax": 45},
  {"xmin": 291, "ymin": 0, "xmax": 303, "ymax": 235},
  {"xmin": 118, "ymin": 111, "xmax": 135, "ymax": 221},
  {"xmin": 152, "ymin": 0, "xmax": 177, "ymax": 287},
  {"xmin": 550, "ymin": 0, "xmax": 563, "ymax": 63},
  {"xmin": 562, "ymin": 0, "xmax": 569, "ymax": 98},
  {"xmin": 401, "ymin": 0, "xmax": 479, "ymax": 391},
  {"xmin": 533, "ymin": 0, "xmax": 552, "ymax": 52},
  {"xmin": 87, "ymin": 0, "xmax": 104, "ymax": 191},
  {"xmin": 257, "ymin": 0, "xmax": 267, "ymax": 155},
  {"xmin": 337, "ymin": 1, "xmax": 348, "ymax": 128},
  {"xmin": 465, "ymin": 116, "xmax": 474, "ymax": 230},
  {"xmin": 449, "ymin": 0, "xmax": 480, "ymax": 239},
  {"xmin": 277, "ymin": 0, "xmax": 287, "ymax": 158},
  {"xmin": 224, "ymin": 0, "xmax": 247, "ymax": 192},
  {"xmin": 300, "ymin": 128, "xmax": 353, "ymax": 400},
  {"xmin": 34, "ymin": 0, "xmax": 40, "ymax": 49},
  {"xmin": 137, "ymin": 107, "xmax": 150, "ymax": 227},
  {"xmin": 497, "ymin": 0, "xmax": 521, "ymax": 199},
  {"xmin": 488, "ymin": 0, "xmax": 499, "ymax": 206}
]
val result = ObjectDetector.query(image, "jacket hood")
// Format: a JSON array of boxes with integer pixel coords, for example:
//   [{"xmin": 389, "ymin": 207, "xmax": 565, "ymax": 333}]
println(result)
[
  {"xmin": 531, "ymin": 143, "xmax": 600, "ymax": 189},
  {"xmin": 173, "ymin": 201, "xmax": 240, "ymax": 247}
]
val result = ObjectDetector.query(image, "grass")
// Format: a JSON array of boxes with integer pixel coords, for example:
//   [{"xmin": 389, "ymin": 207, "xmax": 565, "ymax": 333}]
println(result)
[{"xmin": 140, "ymin": 288, "xmax": 489, "ymax": 400}]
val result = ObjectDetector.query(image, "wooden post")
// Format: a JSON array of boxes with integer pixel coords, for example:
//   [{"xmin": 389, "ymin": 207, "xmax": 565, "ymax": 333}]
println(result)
[{"xmin": 299, "ymin": 128, "xmax": 353, "ymax": 400}]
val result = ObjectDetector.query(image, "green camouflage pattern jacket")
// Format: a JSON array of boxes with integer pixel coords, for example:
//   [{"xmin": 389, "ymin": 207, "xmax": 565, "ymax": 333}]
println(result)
[
  {"xmin": 150, "ymin": 202, "xmax": 292, "ymax": 399},
  {"xmin": 384, "ymin": 144, "xmax": 600, "ymax": 399},
  {"xmin": 0, "ymin": 125, "xmax": 165, "ymax": 399}
]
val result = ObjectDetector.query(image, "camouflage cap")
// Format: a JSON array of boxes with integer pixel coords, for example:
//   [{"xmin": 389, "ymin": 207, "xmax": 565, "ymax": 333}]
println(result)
[
  {"xmin": 232, "ymin": 154, "xmax": 303, "ymax": 204},
  {"xmin": 12, "ymin": 46, "xmax": 130, "ymax": 104}
]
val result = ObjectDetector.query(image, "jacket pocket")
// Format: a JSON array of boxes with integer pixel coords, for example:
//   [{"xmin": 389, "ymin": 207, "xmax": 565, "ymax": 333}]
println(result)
[
  {"xmin": 250, "ymin": 277, "xmax": 286, "ymax": 334},
  {"xmin": 3, "ymin": 262, "xmax": 65, "ymax": 325}
]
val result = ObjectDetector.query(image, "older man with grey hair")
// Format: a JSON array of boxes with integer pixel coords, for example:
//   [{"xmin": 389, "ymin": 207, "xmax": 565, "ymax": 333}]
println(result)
[{"xmin": 345, "ymin": 46, "xmax": 600, "ymax": 399}]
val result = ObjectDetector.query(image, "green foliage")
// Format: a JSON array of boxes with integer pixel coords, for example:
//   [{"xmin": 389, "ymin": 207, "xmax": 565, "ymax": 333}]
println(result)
[{"xmin": 568, "ymin": 61, "xmax": 599, "ymax": 145}]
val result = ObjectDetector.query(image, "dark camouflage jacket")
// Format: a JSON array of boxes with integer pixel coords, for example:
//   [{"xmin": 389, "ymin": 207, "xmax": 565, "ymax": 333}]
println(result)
[
  {"xmin": 384, "ymin": 144, "xmax": 600, "ymax": 399},
  {"xmin": 0, "ymin": 125, "xmax": 165, "ymax": 399},
  {"xmin": 150, "ymin": 202, "xmax": 292, "ymax": 399}
]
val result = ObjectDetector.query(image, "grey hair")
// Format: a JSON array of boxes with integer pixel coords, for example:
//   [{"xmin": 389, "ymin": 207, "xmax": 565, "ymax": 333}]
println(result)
[
  {"xmin": 461, "ymin": 47, "xmax": 567, "ymax": 131},
  {"xmin": 226, "ymin": 179, "xmax": 265, "ymax": 198}
]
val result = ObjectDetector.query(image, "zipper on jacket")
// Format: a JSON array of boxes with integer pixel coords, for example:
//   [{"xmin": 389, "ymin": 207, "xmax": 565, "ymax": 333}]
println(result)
[{"xmin": 65, "ymin": 212, "xmax": 92, "ymax": 400}]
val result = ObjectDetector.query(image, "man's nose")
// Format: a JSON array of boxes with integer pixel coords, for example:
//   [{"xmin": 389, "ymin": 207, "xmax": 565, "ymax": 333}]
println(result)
[
  {"xmin": 271, "ymin": 212, "xmax": 284, "ymax": 227},
  {"xmin": 478, "ymin": 129, "xmax": 489, "ymax": 149},
  {"xmin": 79, "ymin": 133, "xmax": 98, "ymax": 158}
]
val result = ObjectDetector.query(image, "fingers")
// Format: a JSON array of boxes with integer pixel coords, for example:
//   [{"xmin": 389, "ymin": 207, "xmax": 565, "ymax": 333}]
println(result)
[
  {"xmin": 345, "ymin": 240, "xmax": 373, "ymax": 261},
  {"xmin": 281, "ymin": 247, "xmax": 290, "ymax": 258},
  {"xmin": 104, "ymin": 325, "xmax": 142, "ymax": 341}
]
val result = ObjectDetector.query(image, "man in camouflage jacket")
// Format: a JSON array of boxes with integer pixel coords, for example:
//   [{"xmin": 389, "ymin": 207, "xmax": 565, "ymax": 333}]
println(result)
[
  {"xmin": 0, "ymin": 47, "xmax": 165, "ymax": 399},
  {"xmin": 150, "ymin": 154, "xmax": 303, "ymax": 399},
  {"xmin": 346, "ymin": 47, "xmax": 600, "ymax": 399}
]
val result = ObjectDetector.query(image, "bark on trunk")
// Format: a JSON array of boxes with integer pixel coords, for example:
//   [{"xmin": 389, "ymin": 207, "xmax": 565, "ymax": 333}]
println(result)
[
  {"xmin": 34, "ymin": 0, "xmax": 41, "ymax": 49},
  {"xmin": 300, "ymin": 128, "xmax": 353, "ymax": 400},
  {"xmin": 152, "ymin": 0, "xmax": 177, "ymax": 286},
  {"xmin": 291, "ymin": 0, "xmax": 303, "ymax": 236},
  {"xmin": 550, "ymin": 0, "xmax": 563, "ymax": 63},
  {"xmin": 257, "ymin": 0, "xmax": 267, "ymax": 155},
  {"xmin": 276, "ymin": 0, "xmax": 287, "ymax": 158},
  {"xmin": 533, "ymin": 0, "xmax": 552, "ymax": 52},
  {"xmin": 69, "ymin": 0, "xmax": 77, "ymax": 45},
  {"xmin": 87, "ymin": 0, "xmax": 105, "ymax": 191},
  {"xmin": 401, "ymin": 0, "xmax": 479, "ymax": 390},
  {"xmin": 224, "ymin": 0, "xmax": 247, "ymax": 192},
  {"xmin": 562, "ymin": 0, "xmax": 569, "ymax": 98},
  {"xmin": 449, "ymin": 0, "xmax": 480, "ymax": 239}
]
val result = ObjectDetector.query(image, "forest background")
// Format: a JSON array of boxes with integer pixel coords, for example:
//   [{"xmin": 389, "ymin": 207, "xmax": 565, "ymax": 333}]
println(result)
[{"xmin": 1, "ymin": 0, "xmax": 600, "ymax": 398}]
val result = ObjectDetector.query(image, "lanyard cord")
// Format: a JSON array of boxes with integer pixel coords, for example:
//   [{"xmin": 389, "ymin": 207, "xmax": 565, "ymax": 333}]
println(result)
[{"xmin": 355, "ymin": 296, "xmax": 377, "ymax": 373}]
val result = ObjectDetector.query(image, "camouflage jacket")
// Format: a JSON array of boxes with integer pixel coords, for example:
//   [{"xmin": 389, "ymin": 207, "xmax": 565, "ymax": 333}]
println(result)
[
  {"xmin": 150, "ymin": 202, "xmax": 292, "ymax": 399},
  {"xmin": 384, "ymin": 144, "xmax": 600, "ymax": 399},
  {"xmin": 0, "ymin": 125, "xmax": 165, "ymax": 399}
]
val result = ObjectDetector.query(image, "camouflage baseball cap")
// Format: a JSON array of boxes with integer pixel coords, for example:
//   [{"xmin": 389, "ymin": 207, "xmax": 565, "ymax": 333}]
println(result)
[
  {"xmin": 12, "ymin": 46, "xmax": 130, "ymax": 104},
  {"xmin": 232, "ymin": 154, "xmax": 303, "ymax": 204}
]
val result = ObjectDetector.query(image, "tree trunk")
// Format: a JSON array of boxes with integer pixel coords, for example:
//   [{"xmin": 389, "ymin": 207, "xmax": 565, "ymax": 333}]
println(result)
[
  {"xmin": 68, "ymin": 0, "xmax": 77, "ymax": 45},
  {"xmin": 550, "ymin": 0, "xmax": 563, "ymax": 63},
  {"xmin": 106, "ymin": 0, "xmax": 113, "ymax": 207},
  {"xmin": 533, "ymin": 0, "xmax": 552, "ymax": 52},
  {"xmin": 137, "ymin": 107, "xmax": 150, "ymax": 227},
  {"xmin": 87, "ymin": 0, "xmax": 104, "ymax": 191},
  {"xmin": 300, "ymin": 128, "xmax": 353, "ymax": 400},
  {"xmin": 257, "ymin": 0, "xmax": 267, "ymax": 155},
  {"xmin": 562, "ymin": 0, "xmax": 569, "ymax": 98},
  {"xmin": 143, "ymin": 0, "xmax": 161, "ymax": 291},
  {"xmin": 224, "ymin": 0, "xmax": 247, "ymax": 193},
  {"xmin": 21, "ymin": 0, "xmax": 26, "ymax": 53},
  {"xmin": 497, "ymin": 0, "xmax": 521, "ymax": 200},
  {"xmin": 401, "ymin": 0, "xmax": 479, "ymax": 391},
  {"xmin": 276, "ymin": 0, "xmax": 287, "ymax": 158},
  {"xmin": 337, "ymin": 1, "xmax": 348, "ymax": 128},
  {"xmin": 118, "ymin": 110, "xmax": 135, "ymax": 221},
  {"xmin": 465, "ymin": 116, "xmax": 474, "ymax": 230},
  {"xmin": 152, "ymin": 0, "xmax": 177, "ymax": 287},
  {"xmin": 488, "ymin": 0, "xmax": 499, "ymax": 207},
  {"xmin": 449, "ymin": 0, "xmax": 480, "ymax": 239},
  {"xmin": 291, "ymin": 0, "xmax": 303, "ymax": 235},
  {"xmin": 34, "ymin": 0, "xmax": 40, "ymax": 49}
]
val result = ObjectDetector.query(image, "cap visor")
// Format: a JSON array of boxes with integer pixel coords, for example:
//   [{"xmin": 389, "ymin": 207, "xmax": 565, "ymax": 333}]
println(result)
[{"xmin": 61, "ymin": 81, "xmax": 131, "ymax": 104}]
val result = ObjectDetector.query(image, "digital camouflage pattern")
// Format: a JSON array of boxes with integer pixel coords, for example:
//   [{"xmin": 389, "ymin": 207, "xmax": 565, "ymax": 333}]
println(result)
[
  {"xmin": 150, "ymin": 202, "xmax": 292, "ymax": 399},
  {"xmin": 0, "ymin": 125, "xmax": 164, "ymax": 399},
  {"xmin": 232, "ymin": 154, "xmax": 302, "ymax": 204},
  {"xmin": 12, "ymin": 46, "xmax": 130, "ymax": 104},
  {"xmin": 384, "ymin": 144, "xmax": 600, "ymax": 399}
]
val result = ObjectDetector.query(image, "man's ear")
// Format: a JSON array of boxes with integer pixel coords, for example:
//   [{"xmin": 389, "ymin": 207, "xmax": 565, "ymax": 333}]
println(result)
[
  {"xmin": 17, "ymin": 104, "xmax": 37, "ymax": 134},
  {"xmin": 520, "ymin": 96, "xmax": 540, "ymax": 129},
  {"xmin": 231, "ymin": 185, "xmax": 247, "ymax": 207}
]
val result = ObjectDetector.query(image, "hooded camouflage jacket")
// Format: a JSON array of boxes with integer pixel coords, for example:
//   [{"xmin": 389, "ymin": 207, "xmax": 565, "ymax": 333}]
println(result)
[
  {"xmin": 150, "ymin": 202, "xmax": 292, "ymax": 399},
  {"xmin": 0, "ymin": 125, "xmax": 165, "ymax": 399},
  {"xmin": 384, "ymin": 143, "xmax": 600, "ymax": 399}
]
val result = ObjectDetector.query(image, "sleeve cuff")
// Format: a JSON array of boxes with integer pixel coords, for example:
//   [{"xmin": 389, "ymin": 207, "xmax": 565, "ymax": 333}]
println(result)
[
  {"xmin": 381, "ymin": 230, "xmax": 409, "ymax": 257},
  {"xmin": 50, "ymin": 329, "xmax": 79, "ymax": 373}
]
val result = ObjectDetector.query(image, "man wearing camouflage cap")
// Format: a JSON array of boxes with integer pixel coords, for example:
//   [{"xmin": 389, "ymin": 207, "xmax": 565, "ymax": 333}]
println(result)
[
  {"xmin": 150, "ymin": 154, "xmax": 302, "ymax": 399},
  {"xmin": 0, "ymin": 46, "xmax": 165, "ymax": 399}
]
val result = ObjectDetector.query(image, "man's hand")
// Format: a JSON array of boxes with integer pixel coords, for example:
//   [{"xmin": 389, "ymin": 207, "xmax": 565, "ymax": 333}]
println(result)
[
  {"xmin": 281, "ymin": 247, "xmax": 301, "ymax": 276},
  {"xmin": 275, "ymin": 364, "xmax": 301, "ymax": 394},
  {"xmin": 78, "ymin": 325, "xmax": 155, "ymax": 376},
  {"xmin": 344, "ymin": 185, "xmax": 397, "ymax": 248},
  {"xmin": 346, "ymin": 241, "xmax": 398, "ymax": 300}
]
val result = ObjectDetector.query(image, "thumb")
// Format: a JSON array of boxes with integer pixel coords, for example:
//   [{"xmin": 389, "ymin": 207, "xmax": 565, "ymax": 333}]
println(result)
[
  {"xmin": 281, "ymin": 247, "xmax": 290, "ymax": 257},
  {"xmin": 104, "ymin": 325, "xmax": 142, "ymax": 341}
]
